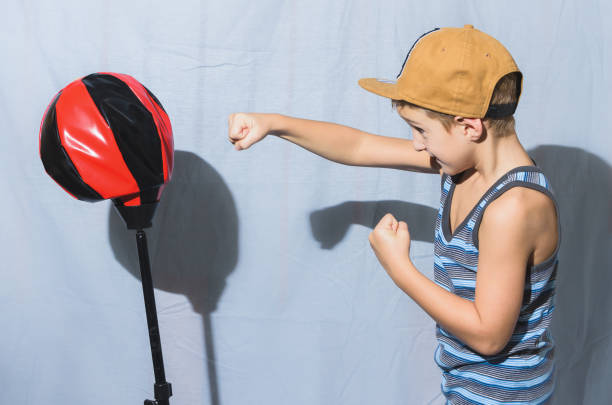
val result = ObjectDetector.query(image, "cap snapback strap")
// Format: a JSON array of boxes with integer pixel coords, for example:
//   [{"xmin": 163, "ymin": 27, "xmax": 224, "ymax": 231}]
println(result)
[{"xmin": 484, "ymin": 102, "xmax": 518, "ymax": 118}]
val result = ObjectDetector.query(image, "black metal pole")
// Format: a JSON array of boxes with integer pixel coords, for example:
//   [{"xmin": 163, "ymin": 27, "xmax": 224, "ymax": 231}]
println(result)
[{"xmin": 136, "ymin": 229, "xmax": 172, "ymax": 405}]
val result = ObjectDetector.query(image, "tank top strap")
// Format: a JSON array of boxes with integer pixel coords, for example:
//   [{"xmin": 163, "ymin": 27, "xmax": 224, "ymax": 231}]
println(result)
[
  {"xmin": 469, "ymin": 165, "xmax": 561, "ymax": 250},
  {"xmin": 440, "ymin": 173, "xmax": 453, "ymax": 203}
]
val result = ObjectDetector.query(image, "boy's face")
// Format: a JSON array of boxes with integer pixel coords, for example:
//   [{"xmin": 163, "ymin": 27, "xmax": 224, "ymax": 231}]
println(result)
[{"xmin": 397, "ymin": 105, "xmax": 477, "ymax": 175}]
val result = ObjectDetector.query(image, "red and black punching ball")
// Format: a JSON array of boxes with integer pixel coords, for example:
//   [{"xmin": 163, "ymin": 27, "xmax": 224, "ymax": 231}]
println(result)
[
  {"xmin": 39, "ymin": 72, "xmax": 174, "ymax": 229},
  {"xmin": 39, "ymin": 73, "xmax": 174, "ymax": 405}
]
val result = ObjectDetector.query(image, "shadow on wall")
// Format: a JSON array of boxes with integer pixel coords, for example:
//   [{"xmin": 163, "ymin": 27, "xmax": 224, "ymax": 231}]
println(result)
[
  {"xmin": 530, "ymin": 145, "xmax": 611, "ymax": 405},
  {"xmin": 310, "ymin": 200, "xmax": 437, "ymax": 249},
  {"xmin": 309, "ymin": 145, "xmax": 612, "ymax": 405},
  {"xmin": 108, "ymin": 150, "xmax": 238, "ymax": 405},
  {"xmin": 106, "ymin": 146, "xmax": 610, "ymax": 405}
]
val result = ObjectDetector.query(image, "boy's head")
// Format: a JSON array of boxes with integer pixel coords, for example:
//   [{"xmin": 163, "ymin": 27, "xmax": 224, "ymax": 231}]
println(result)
[{"xmin": 359, "ymin": 25, "xmax": 522, "ymax": 138}]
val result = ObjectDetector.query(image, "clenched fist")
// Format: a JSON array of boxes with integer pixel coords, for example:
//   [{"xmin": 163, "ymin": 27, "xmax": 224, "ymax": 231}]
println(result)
[
  {"xmin": 369, "ymin": 213, "xmax": 412, "ymax": 283},
  {"xmin": 228, "ymin": 113, "xmax": 271, "ymax": 150}
]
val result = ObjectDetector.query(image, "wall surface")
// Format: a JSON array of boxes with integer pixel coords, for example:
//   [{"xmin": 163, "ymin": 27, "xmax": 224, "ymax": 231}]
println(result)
[{"xmin": 1, "ymin": 1, "xmax": 610, "ymax": 404}]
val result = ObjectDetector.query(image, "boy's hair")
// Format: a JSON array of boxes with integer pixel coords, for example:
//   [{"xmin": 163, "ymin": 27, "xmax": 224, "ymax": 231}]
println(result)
[{"xmin": 392, "ymin": 72, "xmax": 521, "ymax": 137}]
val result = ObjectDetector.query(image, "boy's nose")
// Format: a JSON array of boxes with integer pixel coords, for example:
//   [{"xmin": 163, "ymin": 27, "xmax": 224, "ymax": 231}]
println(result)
[
  {"xmin": 412, "ymin": 132, "xmax": 426, "ymax": 151},
  {"xmin": 412, "ymin": 138, "xmax": 426, "ymax": 152}
]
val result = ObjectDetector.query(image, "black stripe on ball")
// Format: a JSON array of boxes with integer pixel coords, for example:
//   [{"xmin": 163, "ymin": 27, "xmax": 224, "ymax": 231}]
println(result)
[
  {"xmin": 40, "ymin": 92, "xmax": 104, "ymax": 201},
  {"xmin": 81, "ymin": 73, "xmax": 163, "ymax": 203}
]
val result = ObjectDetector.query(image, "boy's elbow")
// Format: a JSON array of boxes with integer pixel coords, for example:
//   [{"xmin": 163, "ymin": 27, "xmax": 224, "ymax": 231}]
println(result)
[
  {"xmin": 473, "ymin": 334, "xmax": 510, "ymax": 356},
  {"xmin": 475, "ymin": 342, "xmax": 505, "ymax": 356}
]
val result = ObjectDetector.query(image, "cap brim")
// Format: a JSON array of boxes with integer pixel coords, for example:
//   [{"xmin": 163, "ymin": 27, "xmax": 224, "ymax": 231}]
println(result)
[{"xmin": 358, "ymin": 78, "xmax": 405, "ymax": 100}]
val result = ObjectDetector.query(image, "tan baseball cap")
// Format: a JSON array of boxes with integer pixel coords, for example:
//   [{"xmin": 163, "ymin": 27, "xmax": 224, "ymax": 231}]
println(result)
[{"xmin": 358, "ymin": 25, "xmax": 522, "ymax": 118}]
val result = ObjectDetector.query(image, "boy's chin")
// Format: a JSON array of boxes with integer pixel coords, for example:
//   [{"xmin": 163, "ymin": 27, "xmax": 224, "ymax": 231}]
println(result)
[
  {"xmin": 440, "ymin": 166, "xmax": 461, "ymax": 176},
  {"xmin": 435, "ymin": 158, "xmax": 465, "ymax": 176}
]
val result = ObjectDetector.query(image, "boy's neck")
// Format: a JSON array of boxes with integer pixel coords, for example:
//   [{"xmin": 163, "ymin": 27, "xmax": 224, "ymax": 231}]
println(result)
[{"xmin": 465, "ymin": 131, "xmax": 533, "ymax": 185}]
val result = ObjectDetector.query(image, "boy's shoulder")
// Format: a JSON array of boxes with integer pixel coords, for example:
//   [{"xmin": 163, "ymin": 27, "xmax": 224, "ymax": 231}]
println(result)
[
  {"xmin": 488, "ymin": 185, "xmax": 556, "ymax": 216},
  {"xmin": 479, "ymin": 186, "xmax": 559, "ymax": 264}
]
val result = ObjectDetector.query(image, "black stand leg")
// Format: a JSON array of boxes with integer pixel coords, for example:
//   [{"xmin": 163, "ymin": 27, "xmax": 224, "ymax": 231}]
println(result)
[{"xmin": 136, "ymin": 229, "xmax": 173, "ymax": 405}]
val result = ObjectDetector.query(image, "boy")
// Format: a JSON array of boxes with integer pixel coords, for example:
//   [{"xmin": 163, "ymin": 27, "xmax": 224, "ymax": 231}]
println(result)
[{"xmin": 228, "ymin": 25, "xmax": 560, "ymax": 404}]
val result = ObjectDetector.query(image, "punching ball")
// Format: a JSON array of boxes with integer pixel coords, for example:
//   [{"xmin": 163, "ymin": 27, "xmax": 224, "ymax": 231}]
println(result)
[{"xmin": 39, "ymin": 72, "xmax": 174, "ymax": 405}]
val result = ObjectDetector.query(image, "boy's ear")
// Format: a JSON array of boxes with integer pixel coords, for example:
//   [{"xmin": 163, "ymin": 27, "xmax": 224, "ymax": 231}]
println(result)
[{"xmin": 454, "ymin": 116, "xmax": 484, "ymax": 142}]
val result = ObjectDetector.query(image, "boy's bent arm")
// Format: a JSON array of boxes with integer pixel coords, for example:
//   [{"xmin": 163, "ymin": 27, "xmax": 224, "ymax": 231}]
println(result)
[
  {"xmin": 391, "ymin": 194, "xmax": 536, "ymax": 356},
  {"xmin": 262, "ymin": 114, "xmax": 439, "ymax": 173}
]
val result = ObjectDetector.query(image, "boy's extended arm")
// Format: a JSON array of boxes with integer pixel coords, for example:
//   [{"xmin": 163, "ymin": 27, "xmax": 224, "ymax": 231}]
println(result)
[{"xmin": 228, "ymin": 113, "xmax": 439, "ymax": 173}]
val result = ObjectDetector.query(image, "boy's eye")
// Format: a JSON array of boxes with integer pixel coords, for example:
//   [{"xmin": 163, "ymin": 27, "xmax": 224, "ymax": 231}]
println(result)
[{"xmin": 413, "ymin": 126, "xmax": 424, "ymax": 134}]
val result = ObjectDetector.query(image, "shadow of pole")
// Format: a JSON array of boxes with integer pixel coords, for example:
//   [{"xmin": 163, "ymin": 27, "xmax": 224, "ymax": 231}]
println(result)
[{"xmin": 109, "ymin": 150, "xmax": 239, "ymax": 405}]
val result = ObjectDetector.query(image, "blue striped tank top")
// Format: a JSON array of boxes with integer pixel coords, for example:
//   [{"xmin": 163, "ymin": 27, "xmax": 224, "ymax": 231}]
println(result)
[{"xmin": 433, "ymin": 165, "xmax": 561, "ymax": 405}]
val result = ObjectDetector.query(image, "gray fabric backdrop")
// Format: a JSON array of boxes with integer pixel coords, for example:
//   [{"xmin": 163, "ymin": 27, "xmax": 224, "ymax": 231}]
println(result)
[{"xmin": 1, "ymin": 1, "xmax": 611, "ymax": 404}]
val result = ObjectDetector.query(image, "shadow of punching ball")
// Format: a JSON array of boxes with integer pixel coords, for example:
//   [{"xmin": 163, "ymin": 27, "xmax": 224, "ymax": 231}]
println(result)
[
  {"xmin": 39, "ymin": 72, "xmax": 174, "ymax": 405},
  {"xmin": 109, "ymin": 150, "xmax": 239, "ymax": 405}
]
